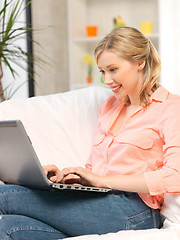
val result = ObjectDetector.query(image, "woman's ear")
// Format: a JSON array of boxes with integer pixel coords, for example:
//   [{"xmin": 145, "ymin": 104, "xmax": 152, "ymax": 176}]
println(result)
[{"xmin": 137, "ymin": 60, "xmax": 146, "ymax": 71}]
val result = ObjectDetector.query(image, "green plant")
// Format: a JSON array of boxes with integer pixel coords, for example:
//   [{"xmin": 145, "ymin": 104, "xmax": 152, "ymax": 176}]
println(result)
[{"xmin": 0, "ymin": 0, "xmax": 33, "ymax": 101}]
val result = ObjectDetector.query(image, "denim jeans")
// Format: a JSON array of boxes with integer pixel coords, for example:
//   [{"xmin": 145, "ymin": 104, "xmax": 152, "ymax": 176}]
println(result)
[{"xmin": 0, "ymin": 185, "xmax": 161, "ymax": 239}]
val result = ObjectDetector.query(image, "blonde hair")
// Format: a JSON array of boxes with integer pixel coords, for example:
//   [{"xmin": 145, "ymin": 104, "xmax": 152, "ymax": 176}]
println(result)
[{"xmin": 94, "ymin": 26, "xmax": 161, "ymax": 106}]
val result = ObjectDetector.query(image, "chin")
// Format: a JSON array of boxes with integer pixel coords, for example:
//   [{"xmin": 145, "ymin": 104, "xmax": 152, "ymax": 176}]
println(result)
[
  {"xmin": 114, "ymin": 94, "xmax": 122, "ymax": 101},
  {"xmin": 114, "ymin": 93, "xmax": 127, "ymax": 103}
]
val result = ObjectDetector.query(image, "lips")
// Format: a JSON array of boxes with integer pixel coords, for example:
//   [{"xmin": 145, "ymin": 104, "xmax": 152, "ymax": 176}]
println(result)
[{"xmin": 111, "ymin": 84, "xmax": 122, "ymax": 93}]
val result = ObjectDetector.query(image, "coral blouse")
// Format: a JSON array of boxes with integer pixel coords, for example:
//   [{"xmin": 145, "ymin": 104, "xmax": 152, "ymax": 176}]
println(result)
[{"xmin": 86, "ymin": 87, "xmax": 180, "ymax": 209}]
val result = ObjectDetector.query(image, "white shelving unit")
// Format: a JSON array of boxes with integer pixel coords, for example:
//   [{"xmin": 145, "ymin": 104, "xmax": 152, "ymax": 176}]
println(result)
[{"xmin": 67, "ymin": 0, "xmax": 159, "ymax": 90}]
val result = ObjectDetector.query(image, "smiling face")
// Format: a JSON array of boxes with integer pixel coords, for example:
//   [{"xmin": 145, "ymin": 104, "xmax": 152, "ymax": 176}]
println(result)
[{"xmin": 97, "ymin": 50, "xmax": 145, "ymax": 106}]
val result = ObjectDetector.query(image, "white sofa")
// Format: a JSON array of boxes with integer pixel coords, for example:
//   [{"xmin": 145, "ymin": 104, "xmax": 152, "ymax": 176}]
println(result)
[{"xmin": 0, "ymin": 86, "xmax": 180, "ymax": 240}]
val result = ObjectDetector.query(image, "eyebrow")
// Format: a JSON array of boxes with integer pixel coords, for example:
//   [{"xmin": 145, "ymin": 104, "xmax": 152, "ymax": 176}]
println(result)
[
  {"xmin": 98, "ymin": 64, "xmax": 117, "ymax": 70},
  {"xmin": 106, "ymin": 64, "xmax": 117, "ymax": 68}
]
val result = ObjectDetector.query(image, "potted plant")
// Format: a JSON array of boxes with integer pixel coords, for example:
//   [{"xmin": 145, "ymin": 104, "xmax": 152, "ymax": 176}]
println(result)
[
  {"xmin": 0, "ymin": 0, "xmax": 33, "ymax": 101},
  {"xmin": 82, "ymin": 53, "xmax": 94, "ymax": 84}
]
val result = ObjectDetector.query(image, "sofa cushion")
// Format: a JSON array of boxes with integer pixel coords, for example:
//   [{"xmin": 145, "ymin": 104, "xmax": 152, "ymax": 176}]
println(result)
[{"xmin": 0, "ymin": 86, "xmax": 112, "ymax": 169}]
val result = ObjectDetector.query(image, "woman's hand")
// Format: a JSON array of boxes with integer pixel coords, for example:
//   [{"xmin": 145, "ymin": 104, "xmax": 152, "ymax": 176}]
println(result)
[
  {"xmin": 43, "ymin": 165, "xmax": 103, "ymax": 187},
  {"xmin": 43, "ymin": 164, "xmax": 62, "ymax": 182},
  {"xmin": 57, "ymin": 166, "xmax": 103, "ymax": 187}
]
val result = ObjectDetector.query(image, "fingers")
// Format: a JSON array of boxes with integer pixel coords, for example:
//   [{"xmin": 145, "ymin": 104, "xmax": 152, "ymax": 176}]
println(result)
[
  {"xmin": 61, "ymin": 167, "xmax": 85, "ymax": 178},
  {"xmin": 62, "ymin": 174, "xmax": 81, "ymax": 184},
  {"xmin": 60, "ymin": 167, "xmax": 92, "ymax": 186},
  {"xmin": 42, "ymin": 165, "xmax": 88, "ymax": 184},
  {"xmin": 43, "ymin": 164, "xmax": 59, "ymax": 175},
  {"xmin": 55, "ymin": 167, "xmax": 85, "ymax": 184},
  {"xmin": 43, "ymin": 164, "xmax": 61, "ymax": 182}
]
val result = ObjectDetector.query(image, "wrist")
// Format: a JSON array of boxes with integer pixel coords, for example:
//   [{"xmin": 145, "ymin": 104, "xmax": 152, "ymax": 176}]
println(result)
[{"xmin": 98, "ymin": 176, "xmax": 112, "ymax": 189}]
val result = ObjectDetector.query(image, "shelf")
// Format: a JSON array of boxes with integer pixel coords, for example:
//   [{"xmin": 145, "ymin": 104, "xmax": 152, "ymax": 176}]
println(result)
[
  {"xmin": 72, "ymin": 37, "xmax": 103, "ymax": 43},
  {"xmin": 72, "ymin": 33, "xmax": 159, "ymax": 43},
  {"xmin": 70, "ymin": 83, "xmax": 107, "ymax": 90},
  {"xmin": 146, "ymin": 33, "xmax": 159, "ymax": 39},
  {"xmin": 67, "ymin": 0, "xmax": 160, "ymax": 90}
]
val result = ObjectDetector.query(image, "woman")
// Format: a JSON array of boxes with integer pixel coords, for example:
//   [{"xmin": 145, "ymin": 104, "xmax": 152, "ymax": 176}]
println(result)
[{"xmin": 0, "ymin": 26, "xmax": 180, "ymax": 239}]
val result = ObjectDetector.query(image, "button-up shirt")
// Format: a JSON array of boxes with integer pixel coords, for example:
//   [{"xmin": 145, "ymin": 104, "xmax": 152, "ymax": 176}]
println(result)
[{"xmin": 86, "ymin": 86, "xmax": 180, "ymax": 209}]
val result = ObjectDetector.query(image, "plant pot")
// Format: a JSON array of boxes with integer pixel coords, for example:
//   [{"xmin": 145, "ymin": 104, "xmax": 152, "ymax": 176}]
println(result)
[{"xmin": 86, "ymin": 76, "xmax": 92, "ymax": 84}]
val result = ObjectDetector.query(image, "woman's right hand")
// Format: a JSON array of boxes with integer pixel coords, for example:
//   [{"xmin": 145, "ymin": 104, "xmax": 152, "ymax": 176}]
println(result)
[{"xmin": 43, "ymin": 164, "xmax": 61, "ymax": 182}]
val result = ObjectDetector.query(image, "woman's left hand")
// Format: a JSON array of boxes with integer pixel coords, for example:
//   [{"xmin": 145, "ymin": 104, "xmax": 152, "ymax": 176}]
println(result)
[{"xmin": 55, "ymin": 167, "xmax": 103, "ymax": 188}]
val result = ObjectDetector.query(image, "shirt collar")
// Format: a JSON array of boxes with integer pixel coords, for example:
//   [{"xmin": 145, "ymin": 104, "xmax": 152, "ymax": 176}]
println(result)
[{"xmin": 150, "ymin": 86, "xmax": 169, "ymax": 103}]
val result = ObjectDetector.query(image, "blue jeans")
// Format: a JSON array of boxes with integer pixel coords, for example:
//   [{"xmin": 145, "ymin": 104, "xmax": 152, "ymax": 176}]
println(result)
[{"xmin": 0, "ymin": 185, "xmax": 161, "ymax": 239}]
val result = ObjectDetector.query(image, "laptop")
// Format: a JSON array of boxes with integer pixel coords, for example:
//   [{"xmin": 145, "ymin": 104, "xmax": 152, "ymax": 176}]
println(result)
[{"xmin": 0, "ymin": 120, "xmax": 111, "ymax": 193}]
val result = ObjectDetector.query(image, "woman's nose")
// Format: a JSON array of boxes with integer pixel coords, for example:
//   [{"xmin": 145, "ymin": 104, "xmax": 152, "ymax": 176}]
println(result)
[{"xmin": 103, "ymin": 75, "xmax": 113, "ymax": 85}]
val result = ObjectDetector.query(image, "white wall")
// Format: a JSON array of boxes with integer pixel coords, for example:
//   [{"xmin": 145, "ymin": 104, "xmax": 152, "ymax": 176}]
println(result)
[
  {"xmin": 159, "ymin": 0, "xmax": 180, "ymax": 94},
  {"xmin": 31, "ymin": 0, "xmax": 69, "ymax": 96},
  {"xmin": 0, "ymin": 0, "xmax": 29, "ymax": 99}
]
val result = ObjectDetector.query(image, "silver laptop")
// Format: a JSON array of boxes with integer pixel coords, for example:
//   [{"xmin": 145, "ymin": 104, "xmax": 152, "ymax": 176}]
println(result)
[{"xmin": 0, "ymin": 120, "xmax": 111, "ymax": 193}]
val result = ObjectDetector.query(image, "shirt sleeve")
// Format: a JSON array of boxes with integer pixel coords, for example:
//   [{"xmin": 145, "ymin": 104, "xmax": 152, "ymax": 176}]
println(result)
[{"xmin": 144, "ymin": 98, "xmax": 180, "ymax": 195}]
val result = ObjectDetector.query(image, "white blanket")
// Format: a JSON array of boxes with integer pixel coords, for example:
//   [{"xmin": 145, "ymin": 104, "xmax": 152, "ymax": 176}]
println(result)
[{"xmin": 0, "ymin": 86, "xmax": 180, "ymax": 239}]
